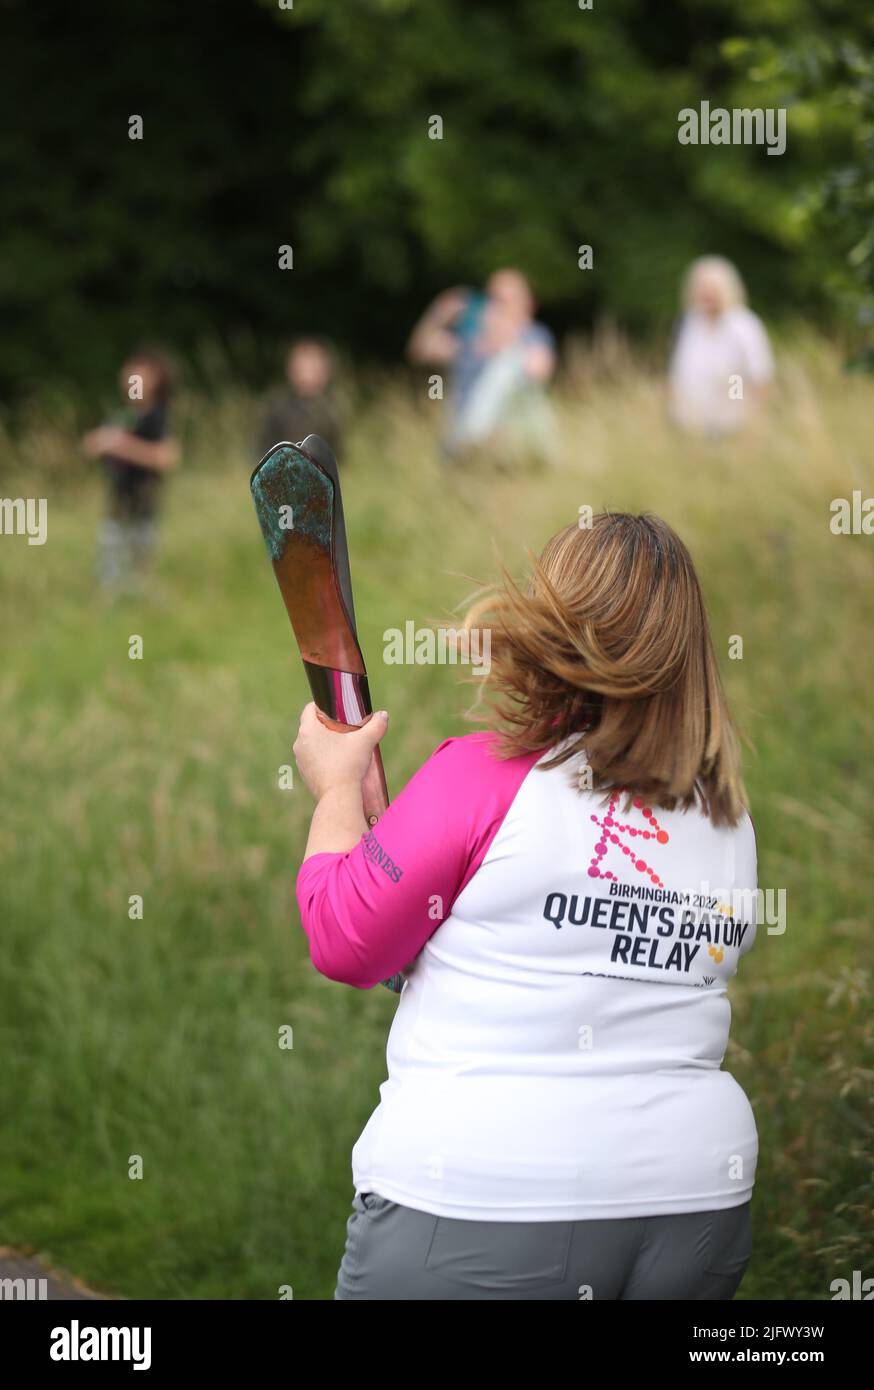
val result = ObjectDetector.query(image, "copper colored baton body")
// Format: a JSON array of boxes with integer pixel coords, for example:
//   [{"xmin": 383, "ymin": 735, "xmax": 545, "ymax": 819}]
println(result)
[
  {"xmin": 249, "ymin": 436, "xmax": 390, "ymax": 827},
  {"xmin": 250, "ymin": 436, "xmax": 404, "ymax": 993}
]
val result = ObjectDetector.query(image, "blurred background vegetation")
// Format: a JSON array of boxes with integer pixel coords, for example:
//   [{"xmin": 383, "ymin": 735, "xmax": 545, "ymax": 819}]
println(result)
[
  {"xmin": 1, "ymin": 340, "xmax": 872, "ymax": 1298},
  {"xmin": 1, "ymin": 0, "xmax": 873, "ymax": 406}
]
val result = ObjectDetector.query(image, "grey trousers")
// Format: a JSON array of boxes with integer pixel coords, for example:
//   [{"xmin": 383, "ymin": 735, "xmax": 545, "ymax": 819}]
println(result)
[{"xmin": 335, "ymin": 1192, "xmax": 752, "ymax": 1301}]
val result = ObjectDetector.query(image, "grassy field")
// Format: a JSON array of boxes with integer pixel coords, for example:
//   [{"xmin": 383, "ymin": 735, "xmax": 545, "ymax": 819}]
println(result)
[{"xmin": 0, "ymin": 336, "xmax": 872, "ymax": 1299}]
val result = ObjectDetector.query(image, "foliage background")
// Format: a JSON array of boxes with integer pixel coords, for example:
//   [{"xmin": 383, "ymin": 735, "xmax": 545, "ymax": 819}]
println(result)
[{"xmin": 0, "ymin": 0, "xmax": 871, "ymax": 402}]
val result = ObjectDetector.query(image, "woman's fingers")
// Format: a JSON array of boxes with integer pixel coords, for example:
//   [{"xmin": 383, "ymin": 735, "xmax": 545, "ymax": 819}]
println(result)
[
  {"xmin": 293, "ymin": 704, "xmax": 389, "ymax": 800},
  {"xmin": 353, "ymin": 710, "xmax": 389, "ymax": 750}
]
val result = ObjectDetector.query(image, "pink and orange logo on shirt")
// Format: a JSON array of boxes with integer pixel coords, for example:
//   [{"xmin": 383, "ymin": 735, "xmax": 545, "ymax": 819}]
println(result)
[{"xmin": 588, "ymin": 791, "xmax": 670, "ymax": 888}]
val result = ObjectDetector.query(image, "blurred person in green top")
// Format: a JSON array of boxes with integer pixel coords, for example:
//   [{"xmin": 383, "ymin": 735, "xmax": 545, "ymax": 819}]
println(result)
[{"xmin": 257, "ymin": 337, "xmax": 345, "ymax": 461}]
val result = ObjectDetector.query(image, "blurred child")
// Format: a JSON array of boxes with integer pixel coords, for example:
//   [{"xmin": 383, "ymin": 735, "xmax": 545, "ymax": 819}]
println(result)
[
  {"xmin": 82, "ymin": 346, "xmax": 179, "ymax": 592},
  {"xmin": 668, "ymin": 257, "xmax": 774, "ymax": 437},
  {"xmin": 257, "ymin": 338, "xmax": 344, "ymax": 459}
]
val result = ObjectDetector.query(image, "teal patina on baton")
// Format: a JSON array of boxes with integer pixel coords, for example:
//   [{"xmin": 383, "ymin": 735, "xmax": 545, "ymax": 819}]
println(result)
[{"xmin": 251, "ymin": 444, "xmax": 333, "ymax": 560}]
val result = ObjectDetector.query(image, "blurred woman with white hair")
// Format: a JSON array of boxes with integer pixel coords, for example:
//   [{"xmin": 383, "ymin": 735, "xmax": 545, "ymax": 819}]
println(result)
[{"xmin": 668, "ymin": 256, "xmax": 774, "ymax": 437}]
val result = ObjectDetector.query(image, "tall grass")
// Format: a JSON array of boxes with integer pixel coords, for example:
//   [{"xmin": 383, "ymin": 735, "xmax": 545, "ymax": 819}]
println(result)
[{"xmin": 0, "ymin": 334, "xmax": 871, "ymax": 1297}]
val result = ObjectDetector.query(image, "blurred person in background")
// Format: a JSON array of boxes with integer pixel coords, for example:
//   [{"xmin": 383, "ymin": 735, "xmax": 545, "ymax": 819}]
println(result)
[
  {"xmin": 81, "ymin": 346, "xmax": 179, "ymax": 594},
  {"xmin": 408, "ymin": 268, "xmax": 557, "ymax": 462},
  {"xmin": 668, "ymin": 256, "xmax": 774, "ymax": 438},
  {"xmin": 258, "ymin": 337, "xmax": 344, "ymax": 459}
]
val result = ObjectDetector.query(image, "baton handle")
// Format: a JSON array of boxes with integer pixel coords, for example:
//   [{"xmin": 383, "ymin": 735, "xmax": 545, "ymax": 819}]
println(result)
[{"xmin": 313, "ymin": 709, "xmax": 389, "ymax": 828}]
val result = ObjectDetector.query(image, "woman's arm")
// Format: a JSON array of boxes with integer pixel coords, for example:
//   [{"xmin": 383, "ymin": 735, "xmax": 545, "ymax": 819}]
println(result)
[
  {"xmin": 305, "ymin": 784, "xmax": 369, "ymax": 856},
  {"xmin": 293, "ymin": 703, "xmax": 385, "ymax": 857},
  {"xmin": 293, "ymin": 712, "xmax": 541, "ymax": 988}
]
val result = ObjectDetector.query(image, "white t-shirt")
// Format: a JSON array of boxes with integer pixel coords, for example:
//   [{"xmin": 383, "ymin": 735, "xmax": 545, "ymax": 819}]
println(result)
[
  {"xmin": 669, "ymin": 305, "xmax": 774, "ymax": 435},
  {"xmin": 298, "ymin": 735, "xmax": 759, "ymax": 1222}
]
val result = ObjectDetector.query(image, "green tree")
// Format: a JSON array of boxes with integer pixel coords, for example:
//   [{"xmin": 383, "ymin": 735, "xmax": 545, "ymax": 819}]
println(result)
[{"xmin": 0, "ymin": 0, "xmax": 867, "ymax": 401}]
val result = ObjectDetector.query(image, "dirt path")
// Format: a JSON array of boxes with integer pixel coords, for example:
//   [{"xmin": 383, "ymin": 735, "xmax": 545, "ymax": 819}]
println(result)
[{"xmin": 0, "ymin": 1247, "xmax": 110, "ymax": 1300}]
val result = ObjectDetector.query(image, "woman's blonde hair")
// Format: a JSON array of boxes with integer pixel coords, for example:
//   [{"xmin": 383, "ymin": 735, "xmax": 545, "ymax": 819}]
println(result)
[
  {"xmin": 683, "ymin": 255, "xmax": 746, "ymax": 313},
  {"xmin": 464, "ymin": 512, "xmax": 746, "ymax": 826}
]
